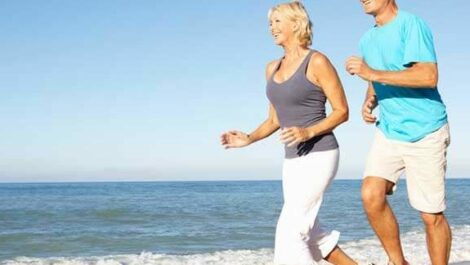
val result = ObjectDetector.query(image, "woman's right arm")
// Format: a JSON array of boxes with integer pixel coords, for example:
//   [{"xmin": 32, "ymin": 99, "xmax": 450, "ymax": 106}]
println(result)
[
  {"xmin": 247, "ymin": 60, "xmax": 281, "ymax": 142},
  {"xmin": 220, "ymin": 61, "xmax": 280, "ymax": 149},
  {"xmin": 246, "ymin": 103, "xmax": 280, "ymax": 143},
  {"xmin": 221, "ymin": 103, "xmax": 280, "ymax": 149}
]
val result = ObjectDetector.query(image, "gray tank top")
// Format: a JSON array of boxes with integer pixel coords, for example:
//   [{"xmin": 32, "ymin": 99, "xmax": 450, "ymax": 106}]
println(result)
[{"xmin": 266, "ymin": 50, "xmax": 338, "ymax": 158}]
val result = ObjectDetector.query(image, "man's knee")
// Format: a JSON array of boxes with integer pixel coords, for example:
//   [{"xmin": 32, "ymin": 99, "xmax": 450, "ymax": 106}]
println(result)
[
  {"xmin": 361, "ymin": 177, "xmax": 389, "ymax": 210},
  {"xmin": 421, "ymin": 212, "xmax": 446, "ymax": 227}
]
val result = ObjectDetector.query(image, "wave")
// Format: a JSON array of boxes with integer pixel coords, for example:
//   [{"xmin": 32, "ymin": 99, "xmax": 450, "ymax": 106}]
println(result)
[
  {"xmin": 2, "ymin": 226, "xmax": 470, "ymax": 265},
  {"xmin": 340, "ymin": 225, "xmax": 470, "ymax": 264}
]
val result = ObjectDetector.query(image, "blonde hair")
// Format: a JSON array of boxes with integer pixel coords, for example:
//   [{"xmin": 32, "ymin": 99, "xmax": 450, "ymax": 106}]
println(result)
[{"xmin": 268, "ymin": 1, "xmax": 313, "ymax": 47}]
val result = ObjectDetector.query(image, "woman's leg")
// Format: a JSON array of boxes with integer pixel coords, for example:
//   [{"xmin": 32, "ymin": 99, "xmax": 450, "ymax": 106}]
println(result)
[
  {"xmin": 275, "ymin": 149, "xmax": 352, "ymax": 265},
  {"xmin": 325, "ymin": 245, "xmax": 357, "ymax": 265}
]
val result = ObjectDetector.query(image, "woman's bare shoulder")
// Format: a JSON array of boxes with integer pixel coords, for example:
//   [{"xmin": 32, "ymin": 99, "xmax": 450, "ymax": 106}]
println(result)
[
  {"xmin": 308, "ymin": 50, "xmax": 332, "ymax": 69},
  {"xmin": 265, "ymin": 59, "xmax": 280, "ymax": 80}
]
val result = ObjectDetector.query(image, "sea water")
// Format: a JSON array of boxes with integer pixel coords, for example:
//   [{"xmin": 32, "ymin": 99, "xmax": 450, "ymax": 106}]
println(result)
[{"xmin": 0, "ymin": 179, "xmax": 469, "ymax": 264}]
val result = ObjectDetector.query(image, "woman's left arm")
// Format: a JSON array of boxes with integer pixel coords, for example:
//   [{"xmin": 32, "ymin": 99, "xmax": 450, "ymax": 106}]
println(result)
[
  {"xmin": 307, "ymin": 52, "xmax": 349, "ymax": 135},
  {"xmin": 281, "ymin": 52, "xmax": 349, "ymax": 147}
]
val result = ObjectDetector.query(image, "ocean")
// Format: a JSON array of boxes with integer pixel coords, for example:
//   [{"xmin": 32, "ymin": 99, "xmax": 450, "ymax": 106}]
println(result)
[{"xmin": 0, "ymin": 179, "xmax": 469, "ymax": 264}]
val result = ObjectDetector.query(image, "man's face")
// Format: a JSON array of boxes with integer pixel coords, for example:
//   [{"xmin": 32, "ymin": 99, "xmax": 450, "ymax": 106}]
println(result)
[{"xmin": 360, "ymin": 0, "xmax": 392, "ymax": 15}]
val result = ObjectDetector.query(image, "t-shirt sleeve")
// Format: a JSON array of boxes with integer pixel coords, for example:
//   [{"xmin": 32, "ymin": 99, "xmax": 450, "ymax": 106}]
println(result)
[
  {"xmin": 359, "ymin": 38, "xmax": 364, "ymax": 57},
  {"xmin": 402, "ymin": 16, "xmax": 437, "ymax": 67},
  {"xmin": 359, "ymin": 34, "xmax": 368, "ymax": 61}
]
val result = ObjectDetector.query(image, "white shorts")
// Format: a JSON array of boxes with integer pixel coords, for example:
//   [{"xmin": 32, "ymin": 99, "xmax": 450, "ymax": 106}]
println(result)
[
  {"xmin": 364, "ymin": 124, "xmax": 450, "ymax": 213},
  {"xmin": 274, "ymin": 148, "xmax": 340, "ymax": 265}
]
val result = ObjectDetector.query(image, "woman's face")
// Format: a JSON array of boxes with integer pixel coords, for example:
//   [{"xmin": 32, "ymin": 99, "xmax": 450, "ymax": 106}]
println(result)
[{"xmin": 269, "ymin": 11, "xmax": 296, "ymax": 46}]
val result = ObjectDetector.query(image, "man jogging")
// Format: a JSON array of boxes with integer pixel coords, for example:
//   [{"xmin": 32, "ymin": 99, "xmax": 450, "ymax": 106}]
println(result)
[{"xmin": 346, "ymin": 0, "xmax": 451, "ymax": 264}]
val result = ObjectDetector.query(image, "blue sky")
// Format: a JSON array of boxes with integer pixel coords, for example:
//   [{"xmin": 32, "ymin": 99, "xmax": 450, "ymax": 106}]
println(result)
[{"xmin": 0, "ymin": 0, "xmax": 468, "ymax": 182}]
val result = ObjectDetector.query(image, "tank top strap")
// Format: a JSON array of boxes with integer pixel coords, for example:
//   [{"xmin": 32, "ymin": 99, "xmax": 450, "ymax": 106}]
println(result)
[
  {"xmin": 270, "ymin": 50, "xmax": 316, "ymax": 82},
  {"xmin": 269, "ymin": 58, "xmax": 283, "ymax": 82},
  {"xmin": 300, "ymin": 49, "xmax": 316, "ymax": 75}
]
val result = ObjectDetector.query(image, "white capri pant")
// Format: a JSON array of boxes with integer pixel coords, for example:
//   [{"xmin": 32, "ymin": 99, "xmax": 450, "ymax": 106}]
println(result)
[{"xmin": 274, "ymin": 148, "xmax": 340, "ymax": 265}]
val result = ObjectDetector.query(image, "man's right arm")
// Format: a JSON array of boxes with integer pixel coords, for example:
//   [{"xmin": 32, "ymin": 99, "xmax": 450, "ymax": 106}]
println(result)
[{"xmin": 346, "ymin": 57, "xmax": 438, "ymax": 89}]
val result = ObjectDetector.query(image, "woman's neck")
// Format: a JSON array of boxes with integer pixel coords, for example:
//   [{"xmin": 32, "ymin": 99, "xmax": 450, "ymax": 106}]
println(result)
[{"xmin": 282, "ymin": 44, "xmax": 308, "ymax": 61}]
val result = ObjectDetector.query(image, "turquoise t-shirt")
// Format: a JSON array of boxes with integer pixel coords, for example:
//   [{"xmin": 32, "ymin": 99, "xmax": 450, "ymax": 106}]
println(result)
[{"xmin": 360, "ymin": 10, "xmax": 447, "ymax": 142}]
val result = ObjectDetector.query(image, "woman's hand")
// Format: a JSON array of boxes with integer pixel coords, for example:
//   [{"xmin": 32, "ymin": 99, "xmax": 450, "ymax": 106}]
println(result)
[
  {"xmin": 280, "ymin": 127, "xmax": 314, "ymax": 147},
  {"xmin": 220, "ymin": 130, "xmax": 251, "ymax": 149}
]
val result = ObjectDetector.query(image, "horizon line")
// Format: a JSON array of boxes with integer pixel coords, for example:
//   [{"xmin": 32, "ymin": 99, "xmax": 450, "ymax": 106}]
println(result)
[{"xmin": 0, "ymin": 176, "xmax": 468, "ymax": 185}]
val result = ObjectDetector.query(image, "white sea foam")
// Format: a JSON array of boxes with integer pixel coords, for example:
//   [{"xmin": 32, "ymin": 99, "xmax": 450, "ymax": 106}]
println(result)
[
  {"xmin": 1, "ymin": 249, "xmax": 273, "ymax": 265},
  {"xmin": 2, "ymin": 226, "xmax": 469, "ymax": 265},
  {"xmin": 340, "ymin": 225, "xmax": 470, "ymax": 264}
]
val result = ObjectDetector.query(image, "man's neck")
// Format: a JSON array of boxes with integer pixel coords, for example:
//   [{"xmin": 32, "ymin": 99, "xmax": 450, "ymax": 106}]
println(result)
[{"xmin": 375, "ymin": 4, "xmax": 398, "ymax": 26}]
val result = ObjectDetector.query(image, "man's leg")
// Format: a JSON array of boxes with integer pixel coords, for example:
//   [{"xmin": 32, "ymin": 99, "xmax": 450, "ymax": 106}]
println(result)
[
  {"xmin": 362, "ymin": 177, "xmax": 407, "ymax": 265},
  {"xmin": 402, "ymin": 124, "xmax": 452, "ymax": 265},
  {"xmin": 421, "ymin": 212, "xmax": 451, "ymax": 265}
]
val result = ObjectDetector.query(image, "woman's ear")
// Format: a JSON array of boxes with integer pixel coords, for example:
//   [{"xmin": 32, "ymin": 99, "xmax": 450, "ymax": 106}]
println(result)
[{"xmin": 293, "ymin": 21, "xmax": 300, "ymax": 32}]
